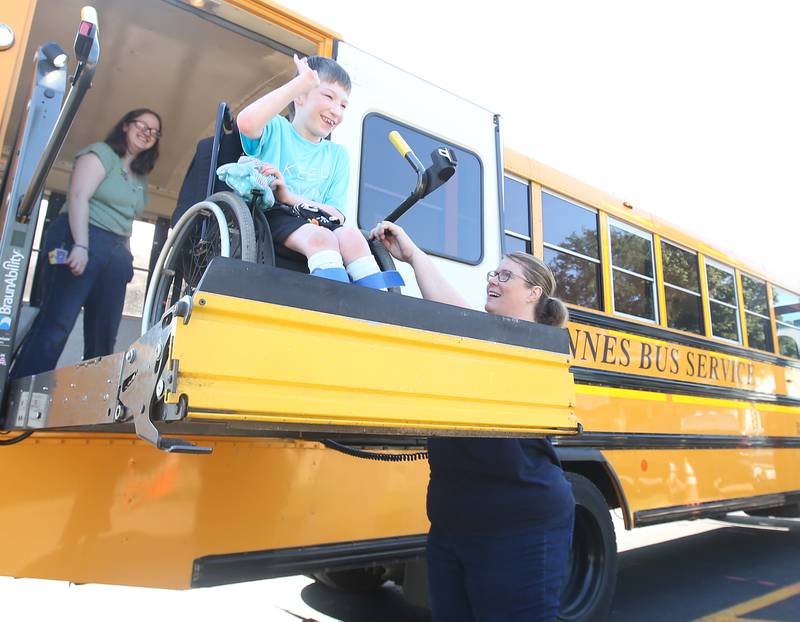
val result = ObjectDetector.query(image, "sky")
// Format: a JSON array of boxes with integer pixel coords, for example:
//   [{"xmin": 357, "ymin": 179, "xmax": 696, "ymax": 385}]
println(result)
[{"xmin": 283, "ymin": 0, "xmax": 799, "ymax": 291}]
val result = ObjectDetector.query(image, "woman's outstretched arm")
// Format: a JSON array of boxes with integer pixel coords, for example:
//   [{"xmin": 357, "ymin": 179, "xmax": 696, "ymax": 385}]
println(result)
[{"xmin": 369, "ymin": 221, "xmax": 470, "ymax": 309}]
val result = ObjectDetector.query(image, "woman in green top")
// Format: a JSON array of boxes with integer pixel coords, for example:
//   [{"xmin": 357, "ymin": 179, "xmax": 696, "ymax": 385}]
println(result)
[{"xmin": 12, "ymin": 108, "xmax": 162, "ymax": 379}]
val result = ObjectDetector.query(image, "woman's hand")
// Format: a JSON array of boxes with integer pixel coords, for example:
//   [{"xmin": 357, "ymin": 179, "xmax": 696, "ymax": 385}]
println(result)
[
  {"xmin": 66, "ymin": 245, "xmax": 88, "ymax": 276},
  {"xmin": 369, "ymin": 221, "xmax": 419, "ymax": 263},
  {"xmin": 293, "ymin": 54, "xmax": 320, "ymax": 94}
]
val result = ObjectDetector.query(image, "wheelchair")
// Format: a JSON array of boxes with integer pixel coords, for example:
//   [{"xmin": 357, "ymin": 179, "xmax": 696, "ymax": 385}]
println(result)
[{"xmin": 142, "ymin": 103, "xmax": 457, "ymax": 334}]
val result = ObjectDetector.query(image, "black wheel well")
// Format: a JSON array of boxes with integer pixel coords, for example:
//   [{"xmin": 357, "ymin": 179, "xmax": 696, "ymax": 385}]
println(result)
[{"xmin": 563, "ymin": 461, "xmax": 621, "ymax": 511}]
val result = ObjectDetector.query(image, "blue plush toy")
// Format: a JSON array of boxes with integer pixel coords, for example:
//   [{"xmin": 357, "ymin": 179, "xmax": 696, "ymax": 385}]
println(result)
[{"xmin": 216, "ymin": 156, "xmax": 277, "ymax": 209}]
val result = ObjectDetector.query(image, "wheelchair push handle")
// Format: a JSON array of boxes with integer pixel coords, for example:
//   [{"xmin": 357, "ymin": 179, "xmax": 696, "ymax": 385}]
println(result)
[{"xmin": 384, "ymin": 130, "xmax": 457, "ymax": 224}]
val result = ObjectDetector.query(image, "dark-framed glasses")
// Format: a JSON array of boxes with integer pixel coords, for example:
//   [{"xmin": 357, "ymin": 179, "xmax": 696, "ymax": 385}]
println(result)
[
  {"xmin": 132, "ymin": 119, "xmax": 162, "ymax": 139},
  {"xmin": 487, "ymin": 269, "xmax": 523, "ymax": 283}
]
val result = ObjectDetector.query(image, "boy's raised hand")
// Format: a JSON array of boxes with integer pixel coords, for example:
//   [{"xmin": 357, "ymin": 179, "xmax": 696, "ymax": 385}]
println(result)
[{"xmin": 294, "ymin": 54, "xmax": 320, "ymax": 92}]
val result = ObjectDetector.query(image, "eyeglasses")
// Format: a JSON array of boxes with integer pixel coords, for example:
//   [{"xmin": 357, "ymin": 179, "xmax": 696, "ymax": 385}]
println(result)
[
  {"xmin": 131, "ymin": 119, "xmax": 162, "ymax": 139},
  {"xmin": 487, "ymin": 269, "xmax": 527, "ymax": 283}
]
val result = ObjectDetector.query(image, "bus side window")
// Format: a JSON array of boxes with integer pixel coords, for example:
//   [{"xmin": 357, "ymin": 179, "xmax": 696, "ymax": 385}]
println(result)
[
  {"xmin": 773, "ymin": 286, "xmax": 800, "ymax": 359},
  {"xmin": 741, "ymin": 274, "xmax": 773, "ymax": 351},
  {"xmin": 541, "ymin": 191, "xmax": 602, "ymax": 310},
  {"xmin": 503, "ymin": 175, "xmax": 531, "ymax": 253},
  {"xmin": 608, "ymin": 218, "xmax": 657, "ymax": 322},
  {"xmin": 357, "ymin": 114, "xmax": 483, "ymax": 265},
  {"xmin": 661, "ymin": 240, "xmax": 704, "ymax": 335},
  {"xmin": 705, "ymin": 260, "xmax": 741, "ymax": 343}
]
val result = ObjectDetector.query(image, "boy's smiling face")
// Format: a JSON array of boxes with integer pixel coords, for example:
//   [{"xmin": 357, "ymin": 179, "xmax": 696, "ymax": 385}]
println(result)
[{"xmin": 294, "ymin": 80, "xmax": 350, "ymax": 142}]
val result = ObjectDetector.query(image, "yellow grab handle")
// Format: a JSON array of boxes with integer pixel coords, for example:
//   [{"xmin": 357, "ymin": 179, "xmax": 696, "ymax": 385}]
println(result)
[
  {"xmin": 389, "ymin": 131, "xmax": 411, "ymax": 157},
  {"xmin": 81, "ymin": 6, "xmax": 98, "ymax": 25}
]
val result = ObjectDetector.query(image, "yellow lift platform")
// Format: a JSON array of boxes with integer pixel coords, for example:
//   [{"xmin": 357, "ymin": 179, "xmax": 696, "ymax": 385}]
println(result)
[{"xmin": 5, "ymin": 258, "xmax": 579, "ymax": 451}]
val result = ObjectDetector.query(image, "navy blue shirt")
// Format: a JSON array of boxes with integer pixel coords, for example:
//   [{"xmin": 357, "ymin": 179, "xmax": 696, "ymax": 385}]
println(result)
[{"xmin": 427, "ymin": 437, "xmax": 575, "ymax": 534}]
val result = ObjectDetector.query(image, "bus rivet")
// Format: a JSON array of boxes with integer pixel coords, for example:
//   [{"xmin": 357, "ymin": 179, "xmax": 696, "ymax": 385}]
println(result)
[
  {"xmin": 114, "ymin": 405, "xmax": 125, "ymax": 421},
  {"xmin": 126, "ymin": 349, "xmax": 136, "ymax": 363},
  {"xmin": 156, "ymin": 380, "xmax": 165, "ymax": 398},
  {"xmin": 199, "ymin": 298, "xmax": 206, "ymax": 306},
  {"xmin": 0, "ymin": 25, "xmax": 14, "ymax": 52}
]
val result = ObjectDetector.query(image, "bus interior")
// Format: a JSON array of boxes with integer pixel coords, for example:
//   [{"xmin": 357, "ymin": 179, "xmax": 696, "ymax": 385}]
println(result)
[{"xmin": 4, "ymin": 0, "xmax": 311, "ymax": 366}]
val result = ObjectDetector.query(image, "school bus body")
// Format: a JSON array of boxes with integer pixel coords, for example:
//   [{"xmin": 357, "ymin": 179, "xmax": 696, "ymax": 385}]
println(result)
[
  {"xmin": 1, "ymin": 2, "xmax": 799, "ymax": 620},
  {"xmin": 508, "ymin": 148, "xmax": 800, "ymax": 532},
  {"xmin": 1, "ymin": 433, "xmax": 429, "ymax": 588}
]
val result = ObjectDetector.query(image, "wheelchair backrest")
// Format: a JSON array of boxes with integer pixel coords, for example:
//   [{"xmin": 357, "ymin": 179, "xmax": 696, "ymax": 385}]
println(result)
[{"xmin": 173, "ymin": 103, "xmax": 242, "ymax": 226}]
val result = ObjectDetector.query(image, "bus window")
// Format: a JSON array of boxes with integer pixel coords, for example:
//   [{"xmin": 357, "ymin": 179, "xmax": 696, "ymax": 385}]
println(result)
[
  {"xmin": 661, "ymin": 241, "xmax": 703, "ymax": 335},
  {"xmin": 503, "ymin": 175, "xmax": 531, "ymax": 253},
  {"xmin": 541, "ymin": 191, "xmax": 601, "ymax": 309},
  {"xmin": 705, "ymin": 260, "xmax": 741, "ymax": 343},
  {"xmin": 741, "ymin": 273, "xmax": 773, "ymax": 352},
  {"xmin": 773, "ymin": 286, "xmax": 800, "ymax": 359},
  {"xmin": 358, "ymin": 113, "xmax": 483, "ymax": 264},
  {"xmin": 609, "ymin": 219, "xmax": 656, "ymax": 322}
]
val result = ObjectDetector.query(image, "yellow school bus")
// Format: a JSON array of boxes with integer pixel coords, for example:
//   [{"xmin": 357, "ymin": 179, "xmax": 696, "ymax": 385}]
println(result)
[{"xmin": 0, "ymin": 2, "xmax": 798, "ymax": 621}]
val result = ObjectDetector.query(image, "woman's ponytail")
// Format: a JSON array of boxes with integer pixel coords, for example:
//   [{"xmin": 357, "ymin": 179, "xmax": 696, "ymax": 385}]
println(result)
[{"xmin": 535, "ymin": 295, "xmax": 569, "ymax": 327}]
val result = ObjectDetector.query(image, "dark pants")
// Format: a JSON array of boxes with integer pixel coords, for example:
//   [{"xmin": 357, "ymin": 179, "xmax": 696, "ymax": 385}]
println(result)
[
  {"xmin": 12, "ymin": 214, "xmax": 134, "ymax": 378},
  {"xmin": 426, "ymin": 512, "xmax": 574, "ymax": 622}
]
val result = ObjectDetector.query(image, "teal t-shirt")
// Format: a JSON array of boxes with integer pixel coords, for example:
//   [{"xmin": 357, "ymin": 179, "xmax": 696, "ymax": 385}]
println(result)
[
  {"xmin": 239, "ymin": 115, "xmax": 349, "ymax": 212},
  {"xmin": 60, "ymin": 141, "xmax": 148, "ymax": 237}
]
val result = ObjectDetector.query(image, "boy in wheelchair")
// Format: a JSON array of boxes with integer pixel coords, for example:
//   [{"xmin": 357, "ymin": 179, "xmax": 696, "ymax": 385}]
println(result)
[{"xmin": 236, "ymin": 54, "xmax": 402, "ymax": 289}]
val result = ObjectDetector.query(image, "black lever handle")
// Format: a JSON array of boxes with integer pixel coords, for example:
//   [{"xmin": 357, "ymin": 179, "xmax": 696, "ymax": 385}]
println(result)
[{"xmin": 384, "ymin": 133, "xmax": 458, "ymax": 223}]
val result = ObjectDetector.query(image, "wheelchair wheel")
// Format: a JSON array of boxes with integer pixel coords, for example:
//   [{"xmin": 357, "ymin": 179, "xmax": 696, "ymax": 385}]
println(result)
[
  {"xmin": 252, "ymin": 205, "xmax": 276, "ymax": 267},
  {"xmin": 142, "ymin": 192, "xmax": 256, "ymax": 334}
]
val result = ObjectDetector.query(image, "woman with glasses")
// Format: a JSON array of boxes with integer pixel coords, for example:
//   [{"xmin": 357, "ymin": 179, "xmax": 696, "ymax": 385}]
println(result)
[
  {"xmin": 370, "ymin": 221, "xmax": 575, "ymax": 622},
  {"xmin": 12, "ymin": 108, "xmax": 162, "ymax": 379}
]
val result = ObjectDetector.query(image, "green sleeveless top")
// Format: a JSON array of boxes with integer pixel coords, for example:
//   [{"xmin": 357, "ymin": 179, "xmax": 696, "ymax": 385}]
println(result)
[{"xmin": 60, "ymin": 142, "xmax": 148, "ymax": 237}]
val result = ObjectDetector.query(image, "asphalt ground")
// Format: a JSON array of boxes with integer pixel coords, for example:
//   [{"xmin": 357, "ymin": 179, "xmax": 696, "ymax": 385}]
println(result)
[{"xmin": 271, "ymin": 513, "xmax": 800, "ymax": 622}]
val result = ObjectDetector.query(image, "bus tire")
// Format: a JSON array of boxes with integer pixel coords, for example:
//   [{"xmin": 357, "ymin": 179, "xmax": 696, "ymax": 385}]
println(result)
[
  {"xmin": 559, "ymin": 473, "xmax": 618, "ymax": 622},
  {"xmin": 312, "ymin": 566, "xmax": 386, "ymax": 592}
]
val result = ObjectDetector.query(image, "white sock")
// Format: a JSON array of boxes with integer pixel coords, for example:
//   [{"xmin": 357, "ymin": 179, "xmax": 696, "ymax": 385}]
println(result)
[
  {"xmin": 307, "ymin": 250, "xmax": 345, "ymax": 273},
  {"xmin": 345, "ymin": 255, "xmax": 381, "ymax": 282}
]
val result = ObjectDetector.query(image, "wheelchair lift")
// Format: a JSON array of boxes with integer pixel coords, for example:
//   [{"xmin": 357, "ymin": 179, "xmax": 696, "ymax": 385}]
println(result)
[{"xmin": 5, "ymin": 258, "xmax": 579, "ymax": 452}]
